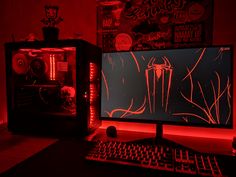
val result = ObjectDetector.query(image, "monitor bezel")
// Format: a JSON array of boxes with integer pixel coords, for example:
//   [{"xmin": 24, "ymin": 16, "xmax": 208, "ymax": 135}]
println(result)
[{"xmin": 99, "ymin": 45, "xmax": 234, "ymax": 129}]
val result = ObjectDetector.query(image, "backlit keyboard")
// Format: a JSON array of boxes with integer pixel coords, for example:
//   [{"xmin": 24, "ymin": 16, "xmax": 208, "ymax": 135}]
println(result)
[{"xmin": 85, "ymin": 140, "xmax": 223, "ymax": 176}]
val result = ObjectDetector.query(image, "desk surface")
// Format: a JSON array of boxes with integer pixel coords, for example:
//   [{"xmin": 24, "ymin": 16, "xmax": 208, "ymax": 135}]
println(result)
[
  {"xmin": 1, "ymin": 129, "xmax": 236, "ymax": 177},
  {"xmin": 89, "ymin": 128, "xmax": 234, "ymax": 156}
]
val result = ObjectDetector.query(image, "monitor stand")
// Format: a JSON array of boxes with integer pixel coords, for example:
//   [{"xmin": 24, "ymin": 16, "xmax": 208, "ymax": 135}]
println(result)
[
  {"xmin": 155, "ymin": 123, "xmax": 163, "ymax": 140},
  {"xmin": 131, "ymin": 123, "xmax": 182, "ymax": 147}
]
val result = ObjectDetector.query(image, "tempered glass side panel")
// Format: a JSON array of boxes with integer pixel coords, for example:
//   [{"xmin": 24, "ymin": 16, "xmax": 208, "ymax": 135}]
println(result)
[{"xmin": 11, "ymin": 47, "xmax": 77, "ymax": 116}]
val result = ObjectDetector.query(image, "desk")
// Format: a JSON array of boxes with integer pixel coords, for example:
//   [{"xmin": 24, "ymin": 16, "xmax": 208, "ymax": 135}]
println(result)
[
  {"xmin": 1, "ymin": 129, "xmax": 235, "ymax": 177},
  {"xmin": 89, "ymin": 129, "xmax": 234, "ymax": 156}
]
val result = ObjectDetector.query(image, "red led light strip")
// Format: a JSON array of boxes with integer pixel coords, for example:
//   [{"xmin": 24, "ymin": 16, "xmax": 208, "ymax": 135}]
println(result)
[
  {"xmin": 49, "ymin": 54, "xmax": 56, "ymax": 80},
  {"xmin": 89, "ymin": 62, "xmax": 98, "ymax": 127}
]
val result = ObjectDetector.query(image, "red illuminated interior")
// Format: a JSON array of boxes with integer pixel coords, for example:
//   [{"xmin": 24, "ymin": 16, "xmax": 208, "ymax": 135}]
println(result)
[{"xmin": 0, "ymin": 0, "xmax": 235, "ymax": 141}]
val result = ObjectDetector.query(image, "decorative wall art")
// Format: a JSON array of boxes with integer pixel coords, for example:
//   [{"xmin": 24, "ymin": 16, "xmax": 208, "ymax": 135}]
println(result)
[{"xmin": 97, "ymin": 0, "xmax": 214, "ymax": 52}]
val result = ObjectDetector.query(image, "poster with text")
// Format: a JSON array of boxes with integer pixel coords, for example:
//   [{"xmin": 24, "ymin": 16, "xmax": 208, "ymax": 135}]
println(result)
[{"xmin": 97, "ymin": 0, "xmax": 214, "ymax": 52}]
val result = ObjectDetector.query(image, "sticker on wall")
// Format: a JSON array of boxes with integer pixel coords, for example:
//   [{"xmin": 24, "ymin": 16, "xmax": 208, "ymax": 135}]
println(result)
[
  {"xmin": 115, "ymin": 33, "xmax": 133, "ymax": 51},
  {"xmin": 97, "ymin": 0, "xmax": 214, "ymax": 52}
]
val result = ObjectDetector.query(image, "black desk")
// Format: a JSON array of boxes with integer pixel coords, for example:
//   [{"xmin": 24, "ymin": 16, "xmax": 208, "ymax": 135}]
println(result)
[{"xmin": 1, "ymin": 129, "xmax": 235, "ymax": 177}]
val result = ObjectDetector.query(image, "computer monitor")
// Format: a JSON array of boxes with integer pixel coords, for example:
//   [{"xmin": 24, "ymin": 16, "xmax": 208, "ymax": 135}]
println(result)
[{"xmin": 100, "ymin": 46, "xmax": 233, "ymax": 139}]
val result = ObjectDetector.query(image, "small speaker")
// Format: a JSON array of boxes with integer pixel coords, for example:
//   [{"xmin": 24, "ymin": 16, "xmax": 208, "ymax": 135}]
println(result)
[{"xmin": 106, "ymin": 126, "xmax": 117, "ymax": 138}]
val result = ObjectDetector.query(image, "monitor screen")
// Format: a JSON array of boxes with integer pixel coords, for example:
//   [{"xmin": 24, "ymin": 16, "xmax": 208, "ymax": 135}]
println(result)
[{"xmin": 101, "ymin": 46, "xmax": 233, "ymax": 128}]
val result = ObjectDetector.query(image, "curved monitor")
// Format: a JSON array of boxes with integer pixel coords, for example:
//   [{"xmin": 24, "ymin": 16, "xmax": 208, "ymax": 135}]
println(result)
[{"xmin": 100, "ymin": 46, "xmax": 233, "ymax": 128}]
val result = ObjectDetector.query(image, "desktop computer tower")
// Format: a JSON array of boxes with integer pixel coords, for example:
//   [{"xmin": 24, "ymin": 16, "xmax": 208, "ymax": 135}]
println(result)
[{"xmin": 5, "ymin": 39, "xmax": 101, "ymax": 136}]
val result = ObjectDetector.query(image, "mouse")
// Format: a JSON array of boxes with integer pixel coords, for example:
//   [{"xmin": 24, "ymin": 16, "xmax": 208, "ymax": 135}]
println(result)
[{"xmin": 106, "ymin": 126, "xmax": 117, "ymax": 138}]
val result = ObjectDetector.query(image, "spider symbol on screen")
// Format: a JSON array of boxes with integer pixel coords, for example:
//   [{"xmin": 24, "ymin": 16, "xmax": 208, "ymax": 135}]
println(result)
[{"xmin": 145, "ymin": 56, "xmax": 173, "ymax": 113}]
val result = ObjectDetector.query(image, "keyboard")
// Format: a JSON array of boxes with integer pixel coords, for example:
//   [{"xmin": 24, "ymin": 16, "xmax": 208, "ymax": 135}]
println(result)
[{"xmin": 85, "ymin": 140, "xmax": 223, "ymax": 177}]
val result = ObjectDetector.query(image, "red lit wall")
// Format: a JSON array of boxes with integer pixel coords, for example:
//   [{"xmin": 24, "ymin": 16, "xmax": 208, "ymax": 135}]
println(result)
[{"xmin": 0, "ymin": 0, "xmax": 236, "ymax": 139}]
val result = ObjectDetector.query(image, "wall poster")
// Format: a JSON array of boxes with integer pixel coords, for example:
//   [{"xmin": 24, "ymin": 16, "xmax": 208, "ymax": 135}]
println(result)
[{"xmin": 96, "ymin": 0, "xmax": 214, "ymax": 52}]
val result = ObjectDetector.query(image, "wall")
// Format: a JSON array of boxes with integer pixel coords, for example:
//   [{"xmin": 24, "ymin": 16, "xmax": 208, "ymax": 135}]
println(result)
[{"xmin": 0, "ymin": 0, "xmax": 236, "ymax": 139}]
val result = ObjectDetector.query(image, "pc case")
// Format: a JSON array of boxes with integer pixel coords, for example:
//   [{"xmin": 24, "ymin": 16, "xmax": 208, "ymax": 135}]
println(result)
[{"xmin": 5, "ymin": 39, "xmax": 101, "ymax": 136}]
